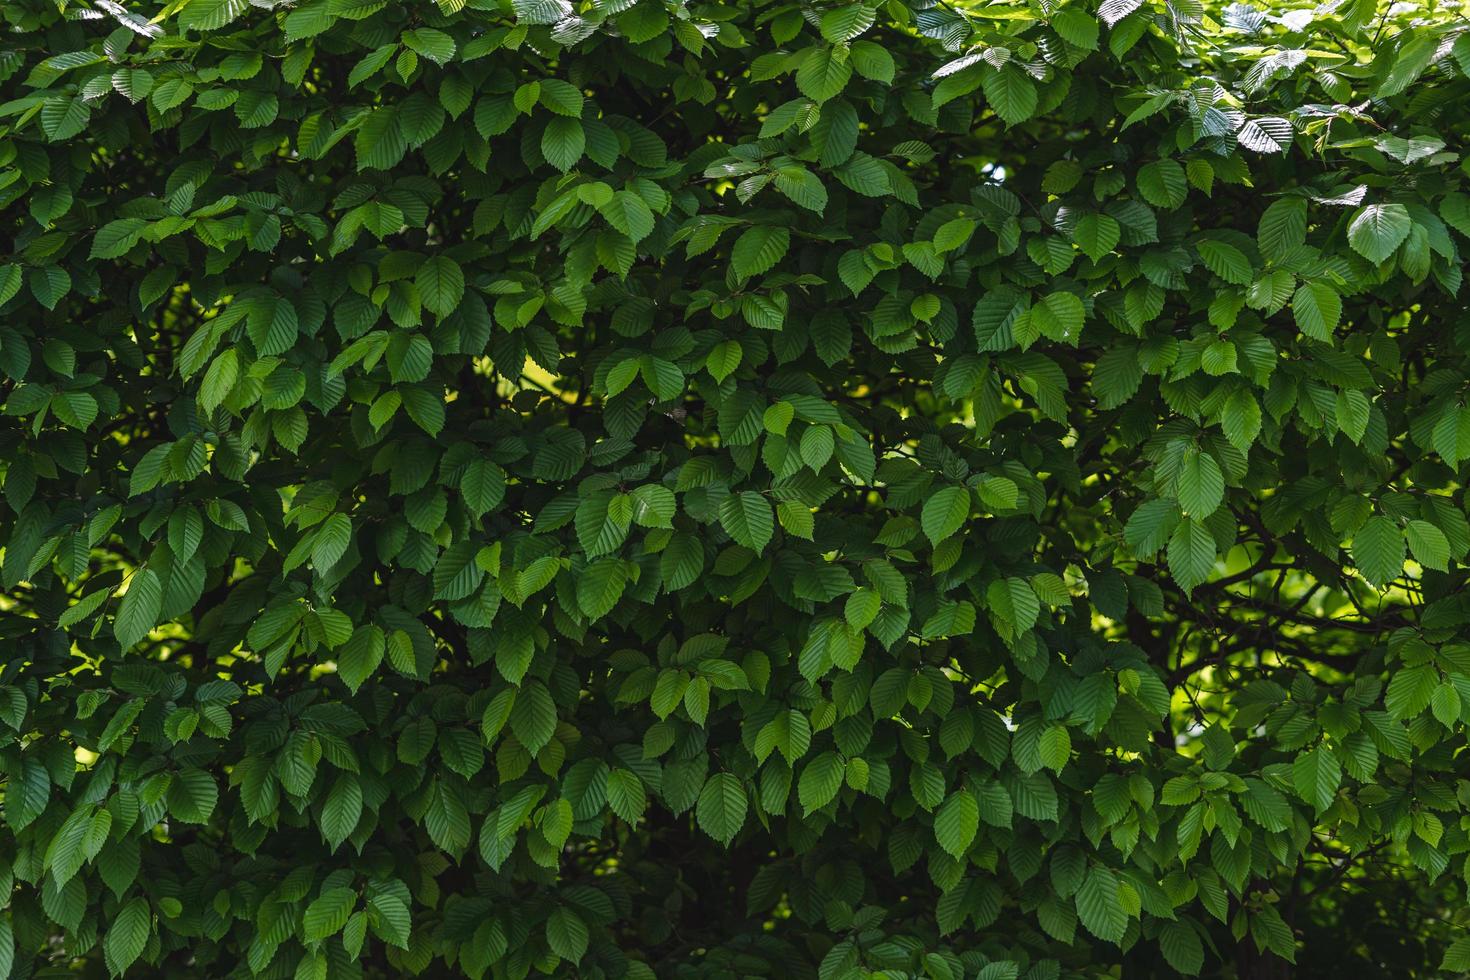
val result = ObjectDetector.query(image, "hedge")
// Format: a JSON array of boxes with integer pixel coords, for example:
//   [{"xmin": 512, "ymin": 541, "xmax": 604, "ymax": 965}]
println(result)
[{"xmin": 1, "ymin": 0, "xmax": 1469, "ymax": 976}]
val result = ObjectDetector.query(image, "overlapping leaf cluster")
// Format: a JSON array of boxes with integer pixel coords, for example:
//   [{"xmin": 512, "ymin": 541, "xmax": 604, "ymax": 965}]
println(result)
[{"xmin": 2, "ymin": 0, "xmax": 1470, "ymax": 975}]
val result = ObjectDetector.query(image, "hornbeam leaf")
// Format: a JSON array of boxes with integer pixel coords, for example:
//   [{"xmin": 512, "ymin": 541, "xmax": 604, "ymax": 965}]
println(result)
[
  {"xmin": 719, "ymin": 491, "xmax": 775, "ymax": 553},
  {"xmin": 981, "ymin": 66, "xmax": 1038, "ymax": 125},
  {"xmin": 1167, "ymin": 518, "xmax": 1216, "ymax": 594},
  {"xmin": 1353, "ymin": 516, "xmax": 1405, "ymax": 588},
  {"xmin": 1292, "ymin": 746, "xmax": 1341, "ymax": 814},
  {"xmin": 933, "ymin": 790, "xmax": 979, "ymax": 858},
  {"xmin": 1347, "ymin": 203, "xmax": 1412, "ymax": 264},
  {"xmin": 1075, "ymin": 866, "xmax": 1127, "ymax": 944},
  {"xmin": 113, "ymin": 569, "xmax": 162, "ymax": 651},
  {"xmin": 104, "ymin": 898, "xmax": 152, "ymax": 975},
  {"xmin": 695, "ymin": 773, "xmax": 747, "ymax": 845},
  {"xmin": 922, "ymin": 486, "xmax": 971, "ymax": 545}
]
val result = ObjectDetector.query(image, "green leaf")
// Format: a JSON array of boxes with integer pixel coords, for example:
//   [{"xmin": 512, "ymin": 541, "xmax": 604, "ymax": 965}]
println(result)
[
  {"xmin": 1126, "ymin": 498, "xmax": 1181, "ymax": 557},
  {"xmin": 576, "ymin": 558, "xmax": 628, "ymax": 620},
  {"xmin": 1432, "ymin": 406, "xmax": 1470, "ymax": 467},
  {"xmin": 981, "ymin": 66, "xmax": 1038, "ymax": 125},
  {"xmin": 1292, "ymin": 745, "xmax": 1341, "ymax": 813},
  {"xmin": 303, "ymin": 887, "xmax": 356, "ymax": 943},
  {"xmin": 416, "ymin": 256, "xmax": 465, "ymax": 318},
  {"xmin": 1200, "ymin": 339, "xmax": 1238, "ymax": 376},
  {"xmin": 1167, "ymin": 518, "xmax": 1216, "ymax": 594},
  {"xmin": 369, "ymin": 893, "xmax": 411, "ymax": 949},
  {"xmin": 461, "ymin": 459, "xmax": 507, "ymax": 517},
  {"xmin": 849, "ymin": 40, "xmax": 894, "ymax": 83},
  {"xmin": 504, "ymin": 687, "xmax": 552, "ymax": 760},
  {"xmin": 541, "ymin": 117, "xmax": 585, "ymax": 172},
  {"xmin": 798, "ymin": 752, "xmax": 845, "ymax": 814},
  {"xmin": 820, "ymin": 5, "xmax": 875, "ymax": 42},
  {"xmin": 796, "ymin": 46, "xmax": 853, "ymax": 102},
  {"xmin": 312, "ymin": 512, "xmax": 353, "ymax": 571},
  {"xmin": 1032, "ymin": 291, "xmax": 1085, "ymax": 343},
  {"xmin": 1352, "ymin": 515, "xmax": 1404, "ymax": 588},
  {"xmin": 538, "ymin": 78, "xmax": 584, "ymax": 117},
  {"xmin": 546, "ymin": 907, "xmax": 588, "ymax": 962},
  {"xmin": 1404, "ymin": 519, "xmax": 1450, "ymax": 571},
  {"xmin": 695, "ymin": 773, "xmax": 747, "ymax": 845},
  {"xmin": 922, "ymin": 486, "xmax": 970, "ymax": 545},
  {"xmin": 0, "ymin": 915, "xmax": 13, "ymax": 980},
  {"xmin": 1074, "ymin": 213, "xmax": 1120, "ymax": 262},
  {"xmin": 1160, "ymin": 920, "xmax": 1205, "ymax": 975},
  {"xmin": 606, "ymin": 769, "xmax": 646, "ymax": 823},
  {"xmin": 1197, "ymin": 239, "xmax": 1253, "ymax": 285},
  {"xmin": 432, "ymin": 538, "xmax": 483, "ymax": 599},
  {"xmin": 58, "ymin": 587, "xmax": 113, "ymax": 630},
  {"xmin": 90, "ymin": 218, "xmax": 148, "ymax": 259},
  {"xmin": 1347, "ymin": 203, "xmax": 1412, "ymax": 263},
  {"xmin": 1051, "ymin": 8, "xmax": 1099, "ymax": 48},
  {"xmin": 1221, "ymin": 390, "xmax": 1262, "ymax": 451},
  {"xmin": 1431, "ymin": 681, "xmax": 1461, "ymax": 727},
  {"xmin": 167, "ymin": 767, "xmax": 218, "ymax": 823},
  {"xmin": 598, "ymin": 191, "xmax": 655, "ymax": 243},
  {"xmin": 178, "ymin": 0, "xmax": 249, "ymax": 32},
  {"xmin": 933, "ymin": 790, "xmax": 979, "ymax": 859},
  {"xmin": 719, "ymin": 491, "xmax": 774, "ymax": 553},
  {"xmin": 731, "ymin": 226, "xmax": 790, "ymax": 279},
  {"xmin": 706, "ymin": 340, "xmax": 742, "ymax": 382},
  {"xmin": 1174, "ymin": 448, "xmax": 1224, "ymax": 517},
  {"xmin": 1442, "ymin": 937, "xmax": 1470, "ymax": 972},
  {"xmin": 1137, "ymin": 159, "xmax": 1187, "ymax": 209},
  {"xmin": 104, "ymin": 898, "xmax": 152, "ymax": 975},
  {"xmin": 114, "ymin": 569, "xmax": 162, "ymax": 651},
  {"xmin": 1075, "ymin": 866, "xmax": 1127, "ymax": 944},
  {"xmin": 1257, "ymin": 197, "xmax": 1307, "ymax": 258},
  {"xmin": 1386, "ymin": 664, "xmax": 1437, "ymax": 720},
  {"xmin": 403, "ymin": 27, "xmax": 456, "ymax": 64},
  {"xmin": 320, "ymin": 774, "xmax": 363, "ymax": 848},
  {"xmin": 1292, "ymin": 282, "xmax": 1341, "ymax": 341},
  {"xmin": 1038, "ymin": 724, "xmax": 1071, "ymax": 771}
]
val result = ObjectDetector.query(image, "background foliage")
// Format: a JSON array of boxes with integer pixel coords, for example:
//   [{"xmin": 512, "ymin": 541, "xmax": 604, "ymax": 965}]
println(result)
[{"xmin": 1, "ymin": 0, "xmax": 1469, "ymax": 975}]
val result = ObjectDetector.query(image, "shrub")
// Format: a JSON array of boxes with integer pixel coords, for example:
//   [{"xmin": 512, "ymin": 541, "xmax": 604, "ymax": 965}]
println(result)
[{"xmin": 2, "ymin": 0, "xmax": 1469, "ymax": 975}]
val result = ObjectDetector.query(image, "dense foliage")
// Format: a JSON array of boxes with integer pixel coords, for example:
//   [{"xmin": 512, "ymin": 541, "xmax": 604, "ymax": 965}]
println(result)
[{"xmin": 2, "ymin": 0, "xmax": 1470, "ymax": 975}]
